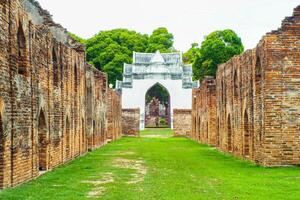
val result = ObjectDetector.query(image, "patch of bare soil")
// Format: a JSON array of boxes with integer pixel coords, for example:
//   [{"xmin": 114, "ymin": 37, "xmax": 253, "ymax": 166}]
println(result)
[
  {"xmin": 82, "ymin": 172, "xmax": 114, "ymax": 198},
  {"xmin": 113, "ymin": 158, "xmax": 147, "ymax": 184}
]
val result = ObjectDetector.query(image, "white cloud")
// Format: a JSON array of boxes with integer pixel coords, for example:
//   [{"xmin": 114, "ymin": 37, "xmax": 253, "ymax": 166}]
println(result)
[{"xmin": 37, "ymin": 0, "xmax": 299, "ymax": 51}]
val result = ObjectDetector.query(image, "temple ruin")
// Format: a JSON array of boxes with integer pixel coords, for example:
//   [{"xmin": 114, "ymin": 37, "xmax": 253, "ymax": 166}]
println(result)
[
  {"xmin": 1, "ymin": 0, "xmax": 300, "ymax": 191},
  {"xmin": 0, "ymin": 0, "xmax": 122, "ymax": 188},
  {"xmin": 191, "ymin": 5, "xmax": 300, "ymax": 166}
]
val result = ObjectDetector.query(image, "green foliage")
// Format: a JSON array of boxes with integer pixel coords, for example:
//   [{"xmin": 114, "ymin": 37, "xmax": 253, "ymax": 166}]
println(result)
[
  {"xmin": 146, "ymin": 27, "xmax": 174, "ymax": 53},
  {"xmin": 182, "ymin": 43, "xmax": 199, "ymax": 64},
  {"xmin": 185, "ymin": 29, "xmax": 244, "ymax": 80},
  {"xmin": 68, "ymin": 32, "xmax": 86, "ymax": 44},
  {"xmin": 86, "ymin": 29, "xmax": 149, "ymax": 85},
  {"xmin": 85, "ymin": 27, "xmax": 175, "ymax": 86},
  {"xmin": 159, "ymin": 118, "xmax": 167, "ymax": 126}
]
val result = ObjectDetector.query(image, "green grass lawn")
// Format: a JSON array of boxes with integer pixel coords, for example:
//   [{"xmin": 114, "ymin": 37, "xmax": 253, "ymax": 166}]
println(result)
[{"xmin": 1, "ymin": 128, "xmax": 300, "ymax": 200}]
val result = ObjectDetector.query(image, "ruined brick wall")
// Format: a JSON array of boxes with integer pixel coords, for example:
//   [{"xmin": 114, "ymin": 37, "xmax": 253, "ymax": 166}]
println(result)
[
  {"xmin": 191, "ymin": 88, "xmax": 199, "ymax": 141},
  {"xmin": 173, "ymin": 109, "xmax": 191, "ymax": 137},
  {"xmin": 192, "ymin": 5, "xmax": 300, "ymax": 166},
  {"xmin": 122, "ymin": 108, "xmax": 140, "ymax": 136},
  {"xmin": 107, "ymin": 88, "xmax": 122, "ymax": 141},
  {"xmin": 0, "ymin": 0, "xmax": 122, "ymax": 188},
  {"xmin": 191, "ymin": 77, "xmax": 217, "ymax": 146}
]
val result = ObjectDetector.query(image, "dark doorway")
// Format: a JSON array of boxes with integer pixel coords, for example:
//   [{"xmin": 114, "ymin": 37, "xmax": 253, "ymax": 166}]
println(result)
[
  {"xmin": 145, "ymin": 83, "xmax": 170, "ymax": 128},
  {"xmin": 244, "ymin": 111, "xmax": 250, "ymax": 157},
  {"xmin": 65, "ymin": 117, "xmax": 71, "ymax": 159},
  {"xmin": 227, "ymin": 116, "xmax": 232, "ymax": 152},
  {"xmin": 38, "ymin": 109, "xmax": 48, "ymax": 171}
]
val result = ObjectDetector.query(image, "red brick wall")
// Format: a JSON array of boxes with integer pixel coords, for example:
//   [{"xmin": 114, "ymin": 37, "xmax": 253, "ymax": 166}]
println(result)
[
  {"xmin": 107, "ymin": 88, "xmax": 122, "ymax": 141},
  {"xmin": 173, "ymin": 109, "xmax": 191, "ymax": 137},
  {"xmin": 0, "ymin": 0, "xmax": 122, "ymax": 188},
  {"xmin": 191, "ymin": 5, "xmax": 300, "ymax": 166},
  {"xmin": 191, "ymin": 77, "xmax": 217, "ymax": 146},
  {"xmin": 122, "ymin": 109, "xmax": 140, "ymax": 136}
]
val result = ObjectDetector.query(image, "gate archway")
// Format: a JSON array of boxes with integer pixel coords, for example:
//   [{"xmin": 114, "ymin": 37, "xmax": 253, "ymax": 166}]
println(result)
[{"xmin": 144, "ymin": 83, "xmax": 170, "ymax": 128}]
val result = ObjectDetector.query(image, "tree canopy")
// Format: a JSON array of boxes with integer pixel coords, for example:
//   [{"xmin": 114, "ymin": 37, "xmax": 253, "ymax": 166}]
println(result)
[
  {"xmin": 184, "ymin": 29, "xmax": 244, "ymax": 80},
  {"xmin": 146, "ymin": 27, "xmax": 174, "ymax": 53},
  {"xmin": 81, "ymin": 27, "xmax": 174, "ymax": 86}
]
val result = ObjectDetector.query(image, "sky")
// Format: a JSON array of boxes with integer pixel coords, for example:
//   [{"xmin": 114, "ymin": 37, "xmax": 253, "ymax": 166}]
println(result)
[{"xmin": 37, "ymin": 0, "xmax": 299, "ymax": 52}]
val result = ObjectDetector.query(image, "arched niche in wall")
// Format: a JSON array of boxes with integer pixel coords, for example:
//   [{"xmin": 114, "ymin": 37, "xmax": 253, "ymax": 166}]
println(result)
[
  {"xmin": 65, "ymin": 116, "xmax": 71, "ymax": 159},
  {"xmin": 37, "ymin": 109, "xmax": 48, "ymax": 171},
  {"xmin": 17, "ymin": 21, "xmax": 28, "ymax": 76},
  {"xmin": 243, "ymin": 110, "xmax": 250, "ymax": 158},
  {"xmin": 52, "ymin": 47, "xmax": 59, "ymax": 87},
  {"xmin": 227, "ymin": 115, "xmax": 232, "ymax": 152},
  {"xmin": 255, "ymin": 53, "xmax": 263, "ymax": 142},
  {"xmin": 233, "ymin": 70, "xmax": 238, "ymax": 100}
]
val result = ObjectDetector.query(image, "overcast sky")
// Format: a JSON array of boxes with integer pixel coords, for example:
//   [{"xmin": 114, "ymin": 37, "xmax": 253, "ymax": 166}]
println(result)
[{"xmin": 37, "ymin": 0, "xmax": 299, "ymax": 52}]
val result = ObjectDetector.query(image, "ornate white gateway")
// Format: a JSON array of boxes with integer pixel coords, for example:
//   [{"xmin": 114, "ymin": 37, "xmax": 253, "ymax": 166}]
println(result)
[{"xmin": 116, "ymin": 50, "xmax": 198, "ymax": 130}]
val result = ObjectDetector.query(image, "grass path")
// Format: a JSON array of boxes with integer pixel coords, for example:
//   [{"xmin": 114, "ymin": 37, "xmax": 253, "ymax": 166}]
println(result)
[{"xmin": 1, "ymin": 128, "xmax": 300, "ymax": 200}]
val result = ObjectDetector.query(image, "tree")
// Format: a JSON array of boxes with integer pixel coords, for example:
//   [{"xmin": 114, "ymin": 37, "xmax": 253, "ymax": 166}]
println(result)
[
  {"xmin": 186, "ymin": 29, "xmax": 244, "ymax": 80},
  {"xmin": 68, "ymin": 32, "xmax": 86, "ymax": 44},
  {"xmin": 182, "ymin": 43, "xmax": 199, "ymax": 64},
  {"xmin": 146, "ymin": 27, "xmax": 174, "ymax": 53},
  {"xmin": 85, "ymin": 29, "xmax": 149, "ymax": 85}
]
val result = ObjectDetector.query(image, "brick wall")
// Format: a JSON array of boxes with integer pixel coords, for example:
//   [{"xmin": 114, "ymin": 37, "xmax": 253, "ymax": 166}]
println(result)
[
  {"xmin": 191, "ymin": 5, "xmax": 300, "ymax": 166},
  {"xmin": 191, "ymin": 77, "xmax": 217, "ymax": 146},
  {"xmin": 173, "ymin": 109, "xmax": 191, "ymax": 137},
  {"xmin": 107, "ymin": 88, "xmax": 122, "ymax": 141},
  {"xmin": 0, "ymin": 0, "xmax": 122, "ymax": 188},
  {"xmin": 122, "ymin": 109, "xmax": 140, "ymax": 136}
]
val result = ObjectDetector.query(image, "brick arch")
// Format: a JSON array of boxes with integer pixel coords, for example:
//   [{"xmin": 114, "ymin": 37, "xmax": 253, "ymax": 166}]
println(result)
[
  {"xmin": 233, "ymin": 70, "xmax": 238, "ymax": 100},
  {"xmin": 227, "ymin": 114, "xmax": 232, "ymax": 152},
  {"xmin": 38, "ymin": 108, "xmax": 48, "ymax": 171},
  {"xmin": 243, "ymin": 110, "xmax": 250, "ymax": 157},
  {"xmin": 65, "ymin": 116, "xmax": 71, "ymax": 159},
  {"xmin": 74, "ymin": 63, "xmax": 78, "ymax": 92},
  {"xmin": 216, "ymin": 117, "xmax": 220, "ymax": 147},
  {"xmin": 17, "ymin": 20, "xmax": 28, "ymax": 76},
  {"xmin": 255, "ymin": 53, "xmax": 263, "ymax": 142},
  {"xmin": 198, "ymin": 115, "xmax": 201, "ymax": 141},
  {"xmin": 52, "ymin": 47, "xmax": 59, "ymax": 87},
  {"xmin": 81, "ymin": 118, "xmax": 85, "ymax": 153}
]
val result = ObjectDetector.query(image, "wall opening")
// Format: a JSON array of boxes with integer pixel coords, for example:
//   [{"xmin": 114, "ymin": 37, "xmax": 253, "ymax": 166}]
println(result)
[
  {"xmin": 255, "ymin": 55, "xmax": 262, "ymax": 141},
  {"xmin": 145, "ymin": 83, "xmax": 170, "ymax": 128},
  {"xmin": 17, "ymin": 22, "xmax": 28, "ymax": 76},
  {"xmin": 74, "ymin": 63, "xmax": 78, "ymax": 92},
  {"xmin": 234, "ymin": 71, "xmax": 238, "ymax": 100},
  {"xmin": 227, "ymin": 115, "xmax": 232, "ymax": 152},
  {"xmin": 217, "ymin": 118, "xmax": 220, "ymax": 147},
  {"xmin": 65, "ymin": 117, "xmax": 70, "ymax": 159},
  {"xmin": 81, "ymin": 118, "xmax": 85, "ymax": 153},
  {"xmin": 206, "ymin": 121, "xmax": 209, "ymax": 143},
  {"xmin": 244, "ymin": 111, "xmax": 250, "ymax": 157},
  {"xmin": 52, "ymin": 48, "xmax": 59, "ymax": 87},
  {"xmin": 93, "ymin": 120, "xmax": 96, "ymax": 147},
  {"xmin": 38, "ymin": 109, "xmax": 47, "ymax": 171},
  {"xmin": 198, "ymin": 116, "xmax": 201, "ymax": 141}
]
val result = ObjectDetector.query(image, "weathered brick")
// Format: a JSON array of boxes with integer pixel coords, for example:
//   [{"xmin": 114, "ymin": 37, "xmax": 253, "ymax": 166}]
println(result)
[
  {"xmin": 191, "ymin": 5, "xmax": 300, "ymax": 167},
  {"xmin": 0, "ymin": 0, "xmax": 122, "ymax": 188}
]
